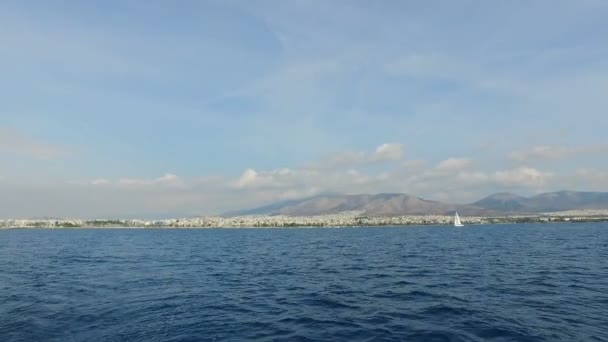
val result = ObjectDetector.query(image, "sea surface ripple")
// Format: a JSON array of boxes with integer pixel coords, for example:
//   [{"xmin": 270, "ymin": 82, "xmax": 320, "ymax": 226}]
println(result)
[{"xmin": 1, "ymin": 223, "xmax": 608, "ymax": 341}]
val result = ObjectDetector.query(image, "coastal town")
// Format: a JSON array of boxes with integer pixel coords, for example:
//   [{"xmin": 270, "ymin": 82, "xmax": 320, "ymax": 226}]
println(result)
[{"xmin": 2, "ymin": 210, "xmax": 608, "ymax": 228}]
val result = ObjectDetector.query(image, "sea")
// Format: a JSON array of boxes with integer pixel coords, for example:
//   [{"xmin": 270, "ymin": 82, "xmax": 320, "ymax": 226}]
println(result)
[{"xmin": 1, "ymin": 223, "xmax": 607, "ymax": 341}]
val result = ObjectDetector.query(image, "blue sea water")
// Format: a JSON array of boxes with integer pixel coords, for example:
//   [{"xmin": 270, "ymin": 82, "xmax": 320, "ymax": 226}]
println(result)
[{"xmin": 1, "ymin": 223, "xmax": 608, "ymax": 342}]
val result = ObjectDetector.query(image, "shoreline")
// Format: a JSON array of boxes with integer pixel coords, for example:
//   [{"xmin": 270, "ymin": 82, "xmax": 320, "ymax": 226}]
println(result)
[{"xmin": 2, "ymin": 216, "xmax": 608, "ymax": 229}]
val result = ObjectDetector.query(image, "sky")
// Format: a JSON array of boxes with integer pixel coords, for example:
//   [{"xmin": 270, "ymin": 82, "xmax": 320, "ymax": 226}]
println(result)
[{"xmin": 1, "ymin": 0, "xmax": 608, "ymax": 218}]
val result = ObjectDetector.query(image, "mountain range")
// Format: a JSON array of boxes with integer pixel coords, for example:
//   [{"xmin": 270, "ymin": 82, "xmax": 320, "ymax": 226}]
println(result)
[{"xmin": 227, "ymin": 191, "xmax": 608, "ymax": 217}]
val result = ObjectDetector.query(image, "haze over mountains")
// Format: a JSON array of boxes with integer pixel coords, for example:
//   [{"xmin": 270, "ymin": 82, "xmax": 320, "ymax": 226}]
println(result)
[{"xmin": 229, "ymin": 191, "xmax": 608, "ymax": 217}]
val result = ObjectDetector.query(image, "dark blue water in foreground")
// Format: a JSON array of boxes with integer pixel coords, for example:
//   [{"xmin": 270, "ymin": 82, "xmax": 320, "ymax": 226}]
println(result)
[{"xmin": 1, "ymin": 224, "xmax": 608, "ymax": 342}]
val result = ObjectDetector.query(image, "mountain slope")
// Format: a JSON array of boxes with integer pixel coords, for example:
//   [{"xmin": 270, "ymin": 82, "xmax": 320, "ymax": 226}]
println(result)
[
  {"xmin": 227, "ymin": 191, "xmax": 608, "ymax": 217},
  {"xmin": 230, "ymin": 193, "xmax": 486, "ymax": 216},
  {"xmin": 526, "ymin": 191, "xmax": 608, "ymax": 212},
  {"xmin": 223, "ymin": 197, "xmax": 320, "ymax": 216},
  {"xmin": 473, "ymin": 190, "xmax": 608, "ymax": 213},
  {"xmin": 472, "ymin": 192, "xmax": 531, "ymax": 212}
]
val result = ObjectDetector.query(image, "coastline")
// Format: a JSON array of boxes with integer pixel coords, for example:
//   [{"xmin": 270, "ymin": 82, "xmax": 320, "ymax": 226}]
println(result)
[{"xmin": 2, "ymin": 212, "xmax": 608, "ymax": 229}]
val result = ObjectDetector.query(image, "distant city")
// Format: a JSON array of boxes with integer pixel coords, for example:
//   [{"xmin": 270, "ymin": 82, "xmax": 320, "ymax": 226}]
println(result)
[{"xmin": 2, "ymin": 209, "xmax": 608, "ymax": 229}]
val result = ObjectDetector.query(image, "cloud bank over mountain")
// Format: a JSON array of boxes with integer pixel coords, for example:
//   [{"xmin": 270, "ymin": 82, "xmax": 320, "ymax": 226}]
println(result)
[{"xmin": 1, "ymin": 141, "xmax": 607, "ymax": 218}]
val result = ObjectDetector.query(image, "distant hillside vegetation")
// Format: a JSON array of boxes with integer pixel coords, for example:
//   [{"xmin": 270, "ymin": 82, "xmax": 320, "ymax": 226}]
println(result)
[
  {"xmin": 474, "ymin": 191, "xmax": 608, "ymax": 213},
  {"xmin": 226, "ymin": 191, "xmax": 608, "ymax": 217}
]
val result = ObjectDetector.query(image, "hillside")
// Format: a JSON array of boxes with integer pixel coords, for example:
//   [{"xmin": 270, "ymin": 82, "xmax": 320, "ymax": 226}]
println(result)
[
  {"xmin": 474, "ymin": 191, "xmax": 608, "ymax": 213},
  {"xmin": 229, "ymin": 193, "xmax": 486, "ymax": 216},
  {"xmin": 228, "ymin": 191, "xmax": 608, "ymax": 217}
]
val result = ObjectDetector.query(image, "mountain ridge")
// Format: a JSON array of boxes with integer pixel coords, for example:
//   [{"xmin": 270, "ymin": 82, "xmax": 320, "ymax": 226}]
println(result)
[{"xmin": 226, "ymin": 191, "xmax": 608, "ymax": 217}]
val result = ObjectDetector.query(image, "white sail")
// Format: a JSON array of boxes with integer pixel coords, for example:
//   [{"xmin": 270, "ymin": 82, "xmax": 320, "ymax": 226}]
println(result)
[{"xmin": 454, "ymin": 212, "xmax": 464, "ymax": 227}]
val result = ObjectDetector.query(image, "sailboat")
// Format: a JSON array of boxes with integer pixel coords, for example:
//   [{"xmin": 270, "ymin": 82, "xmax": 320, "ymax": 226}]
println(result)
[{"xmin": 454, "ymin": 212, "xmax": 464, "ymax": 227}]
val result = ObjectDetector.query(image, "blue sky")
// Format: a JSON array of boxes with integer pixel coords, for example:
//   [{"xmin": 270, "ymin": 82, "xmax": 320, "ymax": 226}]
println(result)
[{"xmin": 1, "ymin": 0, "xmax": 608, "ymax": 218}]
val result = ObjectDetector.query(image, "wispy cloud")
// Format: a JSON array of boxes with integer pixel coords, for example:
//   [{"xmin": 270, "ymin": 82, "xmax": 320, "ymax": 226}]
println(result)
[
  {"xmin": 374, "ymin": 143, "xmax": 403, "ymax": 161},
  {"xmin": 89, "ymin": 179, "xmax": 111, "ymax": 186},
  {"xmin": 233, "ymin": 168, "xmax": 296, "ymax": 189},
  {"xmin": 509, "ymin": 146, "xmax": 572, "ymax": 162},
  {"xmin": 572, "ymin": 168, "xmax": 608, "ymax": 188},
  {"xmin": 494, "ymin": 167, "xmax": 553, "ymax": 187},
  {"xmin": 118, "ymin": 173, "xmax": 182, "ymax": 187},
  {"xmin": 320, "ymin": 143, "xmax": 404, "ymax": 168},
  {"xmin": 510, "ymin": 144, "xmax": 608, "ymax": 162},
  {"xmin": 0, "ymin": 128, "xmax": 68, "ymax": 160},
  {"xmin": 434, "ymin": 158, "xmax": 472, "ymax": 172}
]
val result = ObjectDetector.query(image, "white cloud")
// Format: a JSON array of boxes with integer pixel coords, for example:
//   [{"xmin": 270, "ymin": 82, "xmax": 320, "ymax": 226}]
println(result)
[
  {"xmin": 89, "ymin": 179, "xmax": 111, "ymax": 186},
  {"xmin": 233, "ymin": 168, "xmax": 295, "ymax": 189},
  {"xmin": 456, "ymin": 171, "xmax": 490, "ymax": 184},
  {"xmin": 494, "ymin": 167, "xmax": 552, "ymax": 187},
  {"xmin": 373, "ymin": 143, "xmax": 403, "ymax": 161},
  {"xmin": 156, "ymin": 173, "xmax": 179, "ymax": 183},
  {"xmin": 509, "ymin": 146, "xmax": 572, "ymax": 162},
  {"xmin": 346, "ymin": 169, "xmax": 369, "ymax": 184},
  {"xmin": 234, "ymin": 168, "xmax": 261, "ymax": 188},
  {"xmin": 435, "ymin": 158, "xmax": 472, "ymax": 172},
  {"xmin": 276, "ymin": 187, "xmax": 321, "ymax": 201},
  {"xmin": 118, "ymin": 173, "xmax": 183, "ymax": 187}
]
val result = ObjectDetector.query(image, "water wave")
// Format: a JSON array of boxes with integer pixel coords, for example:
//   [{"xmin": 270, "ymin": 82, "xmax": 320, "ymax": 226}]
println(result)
[{"xmin": 1, "ymin": 223, "xmax": 608, "ymax": 341}]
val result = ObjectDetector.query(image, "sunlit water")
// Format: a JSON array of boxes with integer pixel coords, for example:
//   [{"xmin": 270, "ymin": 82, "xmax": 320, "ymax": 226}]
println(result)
[{"xmin": 1, "ymin": 223, "xmax": 608, "ymax": 341}]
